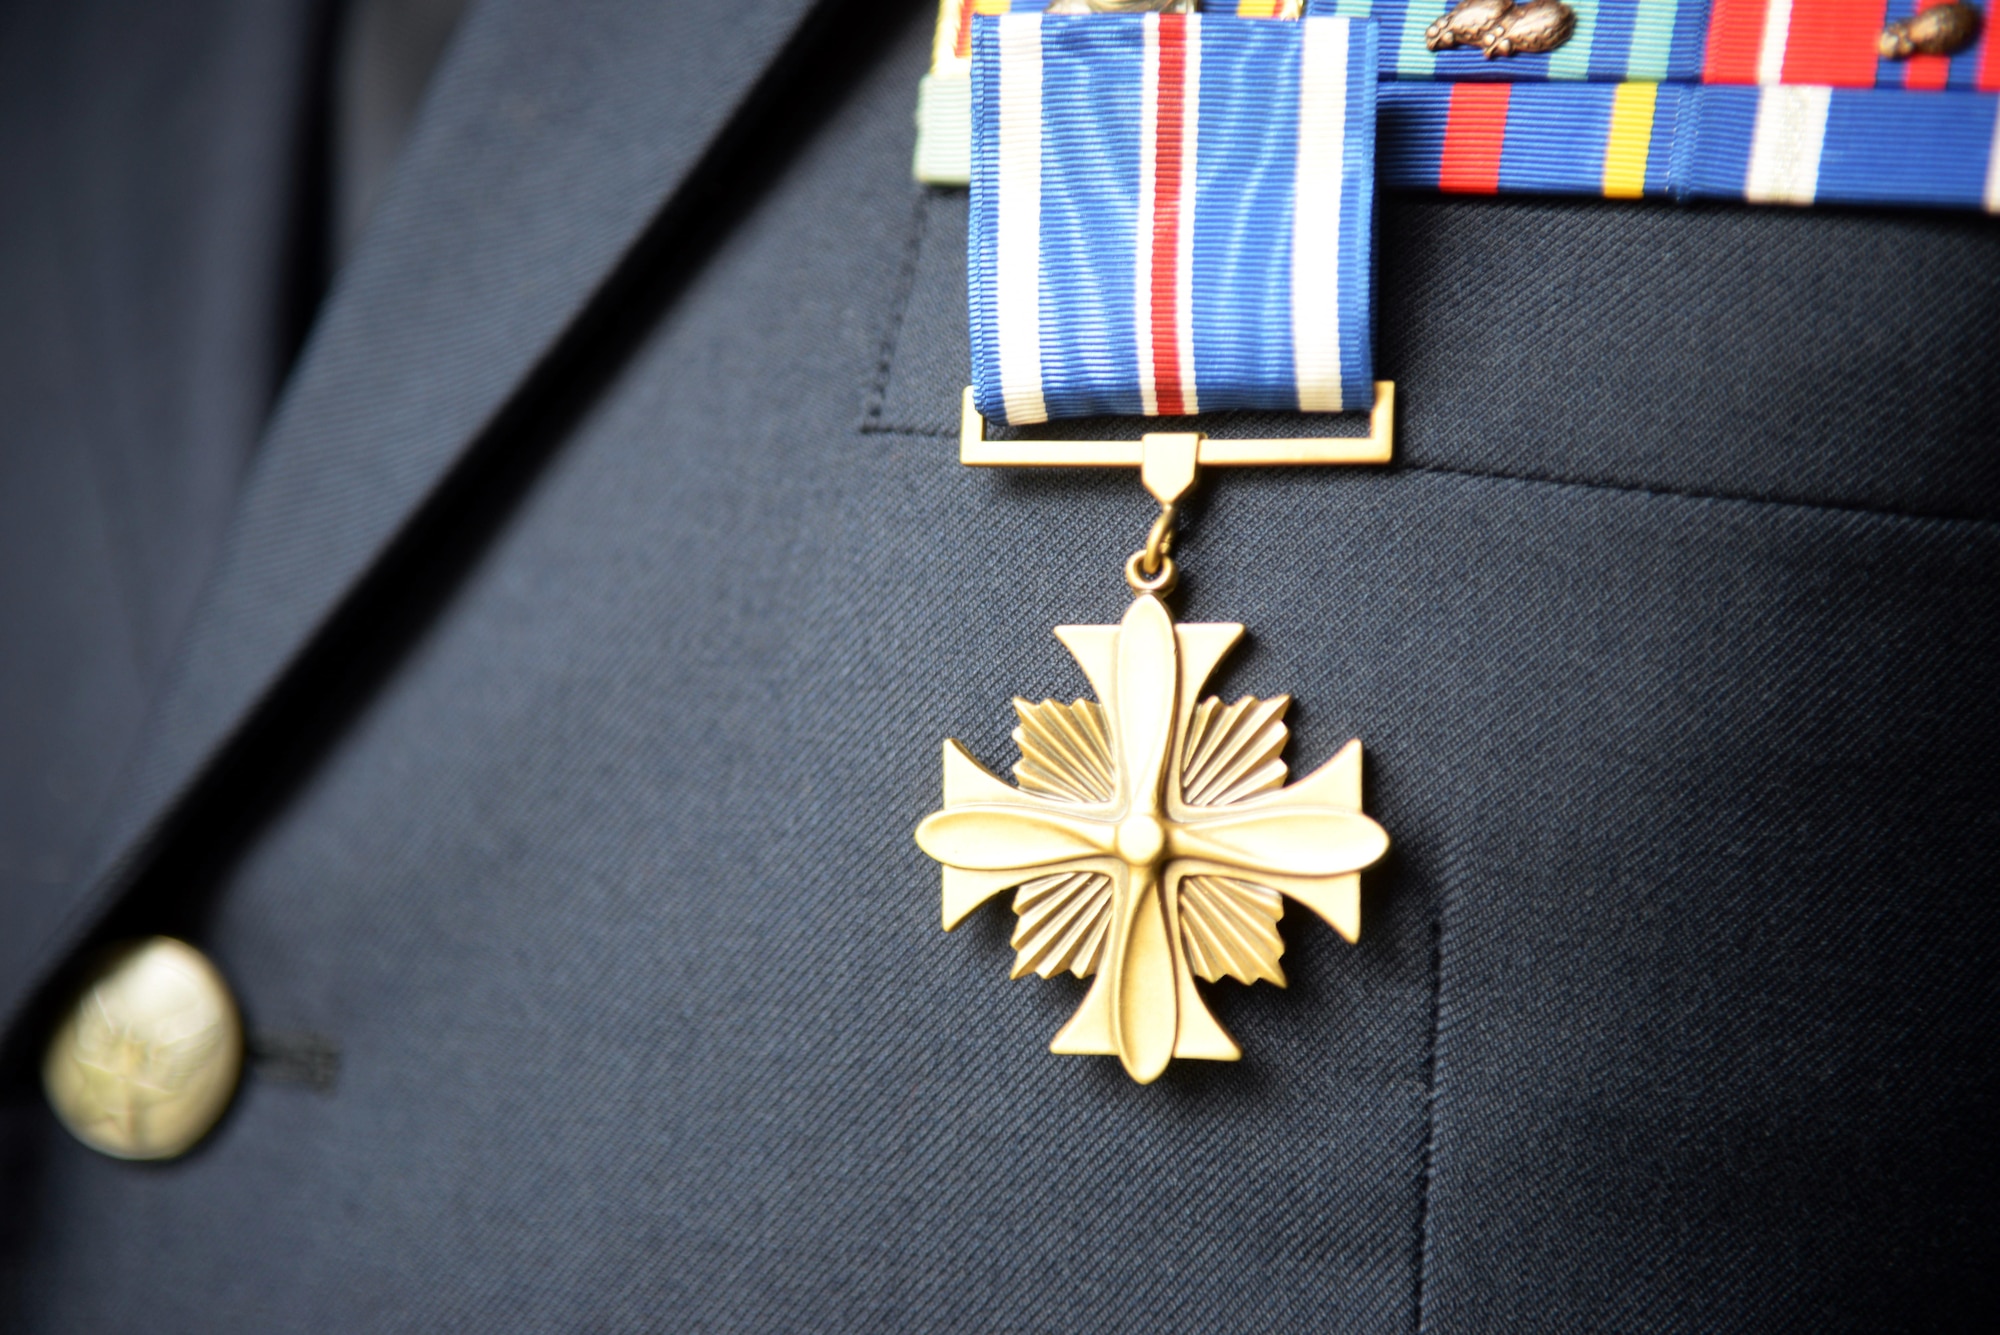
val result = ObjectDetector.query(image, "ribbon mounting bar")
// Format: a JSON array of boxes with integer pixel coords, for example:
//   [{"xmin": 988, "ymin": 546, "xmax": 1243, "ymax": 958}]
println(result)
[{"xmin": 959, "ymin": 380, "xmax": 1394, "ymax": 504}]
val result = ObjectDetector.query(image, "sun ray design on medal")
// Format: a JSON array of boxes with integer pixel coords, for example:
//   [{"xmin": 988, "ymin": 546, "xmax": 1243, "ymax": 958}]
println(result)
[{"xmin": 916, "ymin": 595, "xmax": 1389, "ymax": 1083}]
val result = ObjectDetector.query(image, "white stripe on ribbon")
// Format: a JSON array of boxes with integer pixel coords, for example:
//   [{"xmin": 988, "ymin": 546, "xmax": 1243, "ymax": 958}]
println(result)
[
  {"xmin": 1292, "ymin": 16, "xmax": 1349, "ymax": 414},
  {"xmin": 1755, "ymin": 0, "xmax": 1792, "ymax": 87},
  {"xmin": 1136, "ymin": 15, "xmax": 1162, "ymax": 417},
  {"xmin": 996, "ymin": 14, "xmax": 1048, "ymax": 425},
  {"xmin": 1745, "ymin": 84, "xmax": 1829, "ymax": 205},
  {"xmin": 1985, "ymin": 100, "xmax": 2000, "ymax": 215}
]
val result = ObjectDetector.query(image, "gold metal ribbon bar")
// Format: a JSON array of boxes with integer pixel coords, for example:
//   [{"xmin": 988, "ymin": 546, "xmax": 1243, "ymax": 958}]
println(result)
[{"xmin": 958, "ymin": 381, "xmax": 1395, "ymax": 487}]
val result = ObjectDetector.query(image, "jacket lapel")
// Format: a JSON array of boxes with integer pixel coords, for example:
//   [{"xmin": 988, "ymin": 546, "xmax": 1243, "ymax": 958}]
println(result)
[{"xmin": 1, "ymin": 0, "xmax": 840, "ymax": 1033}]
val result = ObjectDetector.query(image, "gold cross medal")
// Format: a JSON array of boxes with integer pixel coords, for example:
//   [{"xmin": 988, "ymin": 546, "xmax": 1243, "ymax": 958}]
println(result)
[
  {"xmin": 917, "ymin": 394, "xmax": 1395, "ymax": 1084},
  {"xmin": 914, "ymin": 8, "xmax": 1394, "ymax": 1083}
]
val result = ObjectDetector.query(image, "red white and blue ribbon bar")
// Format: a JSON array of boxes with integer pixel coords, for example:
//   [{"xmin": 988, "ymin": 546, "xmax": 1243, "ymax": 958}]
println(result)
[
  {"xmin": 1379, "ymin": 80, "xmax": 2000, "ymax": 208},
  {"xmin": 1701, "ymin": 0, "xmax": 2000, "ymax": 91},
  {"xmin": 970, "ymin": 13, "xmax": 1378, "ymax": 426},
  {"xmin": 948, "ymin": 0, "xmax": 2000, "ymax": 87},
  {"xmin": 1308, "ymin": 0, "xmax": 2000, "ymax": 88}
]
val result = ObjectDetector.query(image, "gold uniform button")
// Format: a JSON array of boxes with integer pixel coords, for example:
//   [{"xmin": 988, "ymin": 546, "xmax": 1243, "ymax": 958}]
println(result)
[{"xmin": 43, "ymin": 937, "xmax": 244, "ymax": 1161}]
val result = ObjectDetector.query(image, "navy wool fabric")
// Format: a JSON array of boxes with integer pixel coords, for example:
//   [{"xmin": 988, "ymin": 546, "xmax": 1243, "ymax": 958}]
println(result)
[
  {"xmin": 2, "ymin": 0, "xmax": 1998, "ymax": 1329},
  {"xmin": 0, "ymin": 0, "xmax": 328, "ymax": 1012}
]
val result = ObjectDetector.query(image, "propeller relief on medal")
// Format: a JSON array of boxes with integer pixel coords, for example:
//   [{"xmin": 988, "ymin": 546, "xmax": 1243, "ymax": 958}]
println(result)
[{"xmin": 916, "ymin": 594, "xmax": 1389, "ymax": 1084}]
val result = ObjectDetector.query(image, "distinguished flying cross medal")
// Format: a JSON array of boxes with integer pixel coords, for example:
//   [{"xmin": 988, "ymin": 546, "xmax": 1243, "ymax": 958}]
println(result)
[
  {"xmin": 917, "ymin": 410, "xmax": 1395, "ymax": 1084},
  {"xmin": 916, "ymin": 9, "xmax": 1393, "ymax": 1082}
]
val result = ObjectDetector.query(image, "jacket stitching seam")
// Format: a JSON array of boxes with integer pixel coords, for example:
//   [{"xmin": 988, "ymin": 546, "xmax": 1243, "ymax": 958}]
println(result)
[
  {"xmin": 1412, "ymin": 908, "xmax": 1445, "ymax": 1334},
  {"xmin": 858, "ymin": 187, "xmax": 933, "ymax": 432}
]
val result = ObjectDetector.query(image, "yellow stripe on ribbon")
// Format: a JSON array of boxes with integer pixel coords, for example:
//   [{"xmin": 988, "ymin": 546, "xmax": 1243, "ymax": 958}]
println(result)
[
  {"xmin": 1235, "ymin": 0, "xmax": 1302, "ymax": 15},
  {"xmin": 1602, "ymin": 82, "xmax": 1657, "ymax": 200}
]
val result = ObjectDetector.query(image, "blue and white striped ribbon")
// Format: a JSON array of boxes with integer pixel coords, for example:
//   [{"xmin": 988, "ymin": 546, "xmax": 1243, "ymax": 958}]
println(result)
[
  {"xmin": 1687, "ymin": 84, "xmax": 2000, "ymax": 207},
  {"xmin": 970, "ymin": 12, "xmax": 1378, "ymax": 426}
]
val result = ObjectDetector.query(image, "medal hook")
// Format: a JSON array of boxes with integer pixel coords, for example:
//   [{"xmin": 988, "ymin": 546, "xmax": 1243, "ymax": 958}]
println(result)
[
  {"xmin": 1125, "ymin": 431, "xmax": 1198, "ymax": 597},
  {"xmin": 957, "ymin": 383, "xmax": 1395, "ymax": 598}
]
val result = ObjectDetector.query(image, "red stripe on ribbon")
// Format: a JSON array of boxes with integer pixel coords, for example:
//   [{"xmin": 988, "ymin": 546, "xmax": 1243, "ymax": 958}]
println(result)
[
  {"xmin": 1782, "ymin": 0, "xmax": 1888, "ymax": 86},
  {"xmin": 1901, "ymin": 0, "xmax": 1956, "ymax": 90},
  {"xmin": 1980, "ymin": 10, "xmax": 2000, "ymax": 89},
  {"xmin": 1439, "ymin": 84, "xmax": 1509, "ymax": 194},
  {"xmin": 953, "ymin": 0, "xmax": 978, "ymax": 60},
  {"xmin": 1704, "ymin": 0, "xmax": 1771, "ymax": 83},
  {"xmin": 1150, "ymin": 14, "xmax": 1190, "ymax": 417}
]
